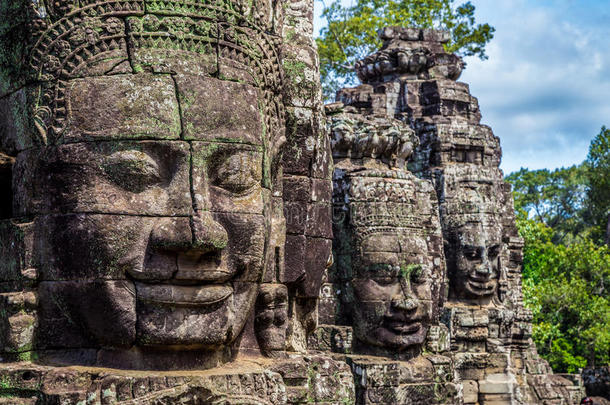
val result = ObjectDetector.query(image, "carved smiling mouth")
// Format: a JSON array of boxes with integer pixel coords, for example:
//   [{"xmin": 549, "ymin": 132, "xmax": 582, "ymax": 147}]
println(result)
[
  {"xmin": 135, "ymin": 251, "xmax": 236, "ymax": 307},
  {"xmin": 384, "ymin": 319, "xmax": 422, "ymax": 335},
  {"xmin": 466, "ymin": 277, "xmax": 497, "ymax": 294},
  {"xmin": 136, "ymin": 283, "xmax": 233, "ymax": 307},
  {"xmin": 174, "ymin": 251, "xmax": 234, "ymax": 282}
]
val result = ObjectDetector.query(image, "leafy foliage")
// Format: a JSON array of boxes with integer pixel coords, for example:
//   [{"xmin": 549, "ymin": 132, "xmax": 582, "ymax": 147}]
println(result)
[
  {"xmin": 506, "ymin": 165, "xmax": 587, "ymax": 244},
  {"xmin": 316, "ymin": 0, "xmax": 494, "ymax": 99},
  {"xmin": 507, "ymin": 128, "xmax": 610, "ymax": 373},
  {"xmin": 518, "ymin": 217, "xmax": 610, "ymax": 372},
  {"xmin": 583, "ymin": 126, "xmax": 610, "ymax": 245}
]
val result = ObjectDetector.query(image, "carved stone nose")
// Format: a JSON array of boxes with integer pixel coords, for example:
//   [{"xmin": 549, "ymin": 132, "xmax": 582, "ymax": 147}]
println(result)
[
  {"xmin": 475, "ymin": 262, "xmax": 492, "ymax": 276},
  {"xmin": 391, "ymin": 295, "xmax": 419, "ymax": 311},
  {"xmin": 191, "ymin": 211, "xmax": 228, "ymax": 252},
  {"xmin": 149, "ymin": 217, "xmax": 193, "ymax": 252}
]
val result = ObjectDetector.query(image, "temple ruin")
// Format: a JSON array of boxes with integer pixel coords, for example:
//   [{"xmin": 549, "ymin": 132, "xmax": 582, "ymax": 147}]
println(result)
[{"xmin": 0, "ymin": 1, "xmax": 586, "ymax": 403}]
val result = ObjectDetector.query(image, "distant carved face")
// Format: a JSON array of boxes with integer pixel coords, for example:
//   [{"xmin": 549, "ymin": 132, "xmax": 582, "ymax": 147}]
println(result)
[
  {"xmin": 349, "ymin": 231, "xmax": 439, "ymax": 351},
  {"xmin": 449, "ymin": 221, "xmax": 502, "ymax": 299},
  {"xmin": 254, "ymin": 284, "xmax": 288, "ymax": 354},
  {"xmin": 21, "ymin": 74, "xmax": 274, "ymax": 351}
]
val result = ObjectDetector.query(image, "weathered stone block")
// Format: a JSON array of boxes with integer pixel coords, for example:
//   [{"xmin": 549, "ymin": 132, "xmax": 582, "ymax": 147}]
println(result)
[
  {"xmin": 283, "ymin": 107, "xmax": 317, "ymax": 176},
  {"xmin": 301, "ymin": 237, "xmax": 332, "ymax": 297},
  {"xmin": 305, "ymin": 203, "xmax": 332, "ymax": 238},
  {"xmin": 479, "ymin": 373, "xmax": 516, "ymax": 394},
  {"xmin": 282, "ymin": 44, "xmax": 322, "ymax": 109},
  {"xmin": 462, "ymin": 379, "xmax": 478, "ymax": 403},
  {"xmin": 0, "ymin": 292, "xmax": 37, "ymax": 356},
  {"xmin": 283, "ymin": 234, "xmax": 306, "ymax": 284},
  {"xmin": 284, "ymin": 176, "xmax": 311, "ymax": 202},
  {"xmin": 177, "ymin": 76, "xmax": 264, "ymax": 145},
  {"xmin": 285, "ymin": 201, "xmax": 307, "ymax": 234},
  {"xmin": 0, "ymin": 87, "xmax": 38, "ymax": 154},
  {"xmin": 0, "ymin": 220, "xmax": 35, "ymax": 284},
  {"xmin": 64, "ymin": 74, "xmax": 181, "ymax": 142}
]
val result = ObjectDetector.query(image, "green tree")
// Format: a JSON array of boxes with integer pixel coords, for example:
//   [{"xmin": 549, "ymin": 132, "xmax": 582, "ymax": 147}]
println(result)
[
  {"xmin": 508, "ymin": 130, "xmax": 610, "ymax": 372},
  {"xmin": 583, "ymin": 126, "xmax": 610, "ymax": 245},
  {"xmin": 518, "ymin": 217, "xmax": 610, "ymax": 372},
  {"xmin": 316, "ymin": 0, "xmax": 494, "ymax": 98},
  {"xmin": 506, "ymin": 165, "xmax": 587, "ymax": 244}
]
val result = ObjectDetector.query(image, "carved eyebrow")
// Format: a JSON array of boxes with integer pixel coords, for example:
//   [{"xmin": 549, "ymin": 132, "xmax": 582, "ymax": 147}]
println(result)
[
  {"xmin": 102, "ymin": 150, "xmax": 162, "ymax": 191},
  {"xmin": 104, "ymin": 151, "xmax": 160, "ymax": 174}
]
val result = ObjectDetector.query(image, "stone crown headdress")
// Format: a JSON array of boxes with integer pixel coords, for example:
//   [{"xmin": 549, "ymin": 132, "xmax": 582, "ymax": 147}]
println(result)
[
  {"xmin": 355, "ymin": 27, "xmax": 464, "ymax": 84},
  {"xmin": 328, "ymin": 108, "xmax": 419, "ymax": 169},
  {"xmin": 25, "ymin": 0, "xmax": 284, "ymax": 147}
]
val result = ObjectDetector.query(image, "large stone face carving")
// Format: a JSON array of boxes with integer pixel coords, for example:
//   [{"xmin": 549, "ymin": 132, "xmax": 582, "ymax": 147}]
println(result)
[
  {"xmin": 448, "ymin": 219, "xmax": 502, "ymax": 299},
  {"xmin": 0, "ymin": 0, "xmax": 338, "ymax": 375},
  {"xmin": 20, "ymin": 91, "xmax": 270, "ymax": 354},
  {"xmin": 438, "ymin": 168, "xmax": 506, "ymax": 304},
  {"xmin": 338, "ymin": 171, "xmax": 444, "ymax": 354}
]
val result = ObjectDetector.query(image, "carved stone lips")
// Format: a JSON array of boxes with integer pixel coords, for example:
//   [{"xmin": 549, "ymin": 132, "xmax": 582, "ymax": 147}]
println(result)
[
  {"xmin": 136, "ymin": 283, "xmax": 233, "ymax": 307},
  {"xmin": 467, "ymin": 278, "xmax": 496, "ymax": 291},
  {"xmin": 385, "ymin": 320, "xmax": 421, "ymax": 334},
  {"xmin": 175, "ymin": 253, "xmax": 234, "ymax": 282}
]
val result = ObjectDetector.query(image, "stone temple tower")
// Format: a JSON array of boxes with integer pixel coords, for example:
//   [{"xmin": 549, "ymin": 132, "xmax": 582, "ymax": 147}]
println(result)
[{"xmin": 315, "ymin": 27, "xmax": 584, "ymax": 404}]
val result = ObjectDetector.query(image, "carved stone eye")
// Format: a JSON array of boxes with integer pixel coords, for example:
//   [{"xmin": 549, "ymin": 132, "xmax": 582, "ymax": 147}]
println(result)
[
  {"xmin": 102, "ymin": 150, "xmax": 161, "ymax": 193},
  {"xmin": 399, "ymin": 263, "xmax": 424, "ymax": 284},
  {"xmin": 409, "ymin": 265, "xmax": 425, "ymax": 284},
  {"xmin": 210, "ymin": 150, "xmax": 261, "ymax": 194},
  {"xmin": 488, "ymin": 244, "xmax": 501, "ymax": 258},
  {"xmin": 464, "ymin": 247, "xmax": 481, "ymax": 260},
  {"xmin": 375, "ymin": 278, "xmax": 396, "ymax": 287}
]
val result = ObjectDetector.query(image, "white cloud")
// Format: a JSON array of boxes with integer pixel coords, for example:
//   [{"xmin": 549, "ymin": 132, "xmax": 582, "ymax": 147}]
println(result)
[{"xmin": 462, "ymin": 0, "xmax": 610, "ymax": 173}]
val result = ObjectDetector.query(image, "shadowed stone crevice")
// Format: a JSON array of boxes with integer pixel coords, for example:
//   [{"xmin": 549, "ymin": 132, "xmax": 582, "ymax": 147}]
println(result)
[{"xmin": 0, "ymin": 152, "xmax": 14, "ymax": 219}]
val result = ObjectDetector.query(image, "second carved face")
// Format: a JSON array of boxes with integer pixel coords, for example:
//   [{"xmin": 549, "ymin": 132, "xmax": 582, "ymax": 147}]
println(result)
[
  {"xmin": 334, "ymin": 172, "xmax": 445, "ymax": 355},
  {"xmin": 350, "ymin": 232, "xmax": 438, "ymax": 351},
  {"xmin": 448, "ymin": 221, "xmax": 502, "ymax": 300},
  {"xmin": 18, "ymin": 74, "xmax": 275, "ymax": 357}
]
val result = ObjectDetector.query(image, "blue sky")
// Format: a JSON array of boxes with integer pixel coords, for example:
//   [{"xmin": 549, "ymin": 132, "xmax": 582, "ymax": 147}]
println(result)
[{"xmin": 313, "ymin": 0, "xmax": 610, "ymax": 174}]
